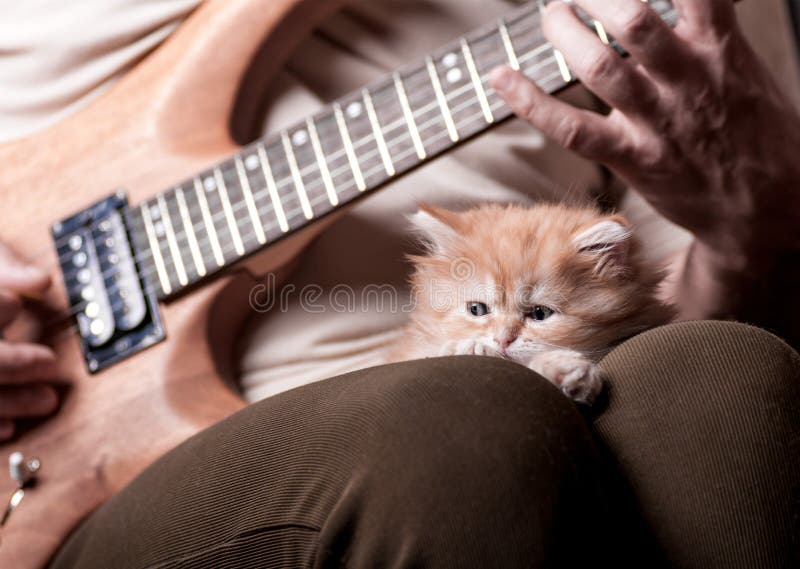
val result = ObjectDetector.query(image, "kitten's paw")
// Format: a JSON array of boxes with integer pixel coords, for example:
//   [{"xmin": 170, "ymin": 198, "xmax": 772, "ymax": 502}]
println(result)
[
  {"xmin": 529, "ymin": 350, "xmax": 604, "ymax": 405},
  {"xmin": 439, "ymin": 339, "xmax": 500, "ymax": 357}
]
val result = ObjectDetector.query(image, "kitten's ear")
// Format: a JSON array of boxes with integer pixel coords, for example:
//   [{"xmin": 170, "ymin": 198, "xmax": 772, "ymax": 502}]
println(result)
[
  {"xmin": 409, "ymin": 205, "xmax": 462, "ymax": 256},
  {"xmin": 572, "ymin": 216, "xmax": 632, "ymax": 275}
]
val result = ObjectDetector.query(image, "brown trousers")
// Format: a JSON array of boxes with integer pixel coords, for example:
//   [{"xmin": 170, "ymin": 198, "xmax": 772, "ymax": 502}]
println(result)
[{"xmin": 50, "ymin": 321, "xmax": 800, "ymax": 568}]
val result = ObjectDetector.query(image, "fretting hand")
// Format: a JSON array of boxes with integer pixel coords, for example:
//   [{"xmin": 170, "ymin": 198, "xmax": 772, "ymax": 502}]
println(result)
[
  {"xmin": 491, "ymin": 0, "xmax": 800, "ymax": 265},
  {"xmin": 0, "ymin": 244, "xmax": 59, "ymax": 442},
  {"xmin": 491, "ymin": 0, "xmax": 800, "ymax": 338}
]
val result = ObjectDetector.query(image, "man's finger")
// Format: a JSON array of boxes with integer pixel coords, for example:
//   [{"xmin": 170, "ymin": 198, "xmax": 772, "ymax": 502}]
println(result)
[
  {"xmin": 672, "ymin": 0, "xmax": 737, "ymax": 36},
  {"xmin": 0, "ymin": 385, "xmax": 58, "ymax": 419},
  {"xmin": 541, "ymin": 1, "xmax": 661, "ymax": 116},
  {"xmin": 0, "ymin": 290, "xmax": 22, "ymax": 329},
  {"xmin": 0, "ymin": 244, "xmax": 51, "ymax": 297},
  {"xmin": 0, "ymin": 342, "xmax": 59, "ymax": 384},
  {"xmin": 491, "ymin": 66, "xmax": 625, "ymax": 164},
  {"xmin": 572, "ymin": 0, "xmax": 699, "ymax": 84}
]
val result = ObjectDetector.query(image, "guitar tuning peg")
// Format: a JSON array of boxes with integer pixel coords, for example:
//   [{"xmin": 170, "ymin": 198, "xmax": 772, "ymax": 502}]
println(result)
[{"xmin": 9, "ymin": 452, "xmax": 40, "ymax": 488}]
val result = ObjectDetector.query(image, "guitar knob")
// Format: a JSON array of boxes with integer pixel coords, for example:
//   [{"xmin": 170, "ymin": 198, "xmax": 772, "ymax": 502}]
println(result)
[{"xmin": 9, "ymin": 452, "xmax": 40, "ymax": 488}]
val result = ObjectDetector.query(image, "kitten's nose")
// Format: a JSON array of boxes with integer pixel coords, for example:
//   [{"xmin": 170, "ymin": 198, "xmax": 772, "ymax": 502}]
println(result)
[{"xmin": 494, "ymin": 335, "xmax": 516, "ymax": 350}]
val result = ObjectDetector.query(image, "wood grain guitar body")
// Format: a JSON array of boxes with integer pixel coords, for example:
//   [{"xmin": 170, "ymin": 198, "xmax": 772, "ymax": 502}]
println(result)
[{"xmin": 0, "ymin": 0, "xmax": 346, "ymax": 565}]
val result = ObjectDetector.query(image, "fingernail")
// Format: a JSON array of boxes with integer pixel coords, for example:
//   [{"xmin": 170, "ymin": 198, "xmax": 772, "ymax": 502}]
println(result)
[{"xmin": 490, "ymin": 66, "xmax": 514, "ymax": 92}]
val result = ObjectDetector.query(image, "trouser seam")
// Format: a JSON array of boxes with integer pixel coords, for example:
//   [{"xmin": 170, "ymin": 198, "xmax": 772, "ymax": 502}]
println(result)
[{"xmin": 141, "ymin": 523, "xmax": 321, "ymax": 569}]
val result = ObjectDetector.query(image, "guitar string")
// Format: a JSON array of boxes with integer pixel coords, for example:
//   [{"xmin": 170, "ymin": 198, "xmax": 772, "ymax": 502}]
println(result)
[
  {"xmin": 167, "ymin": 2, "xmax": 677, "ymax": 266},
  {"xmin": 44, "ymin": 0, "xmax": 672, "ymax": 259},
  {"xmin": 56, "ymin": 4, "xmax": 677, "ymax": 321},
  {"xmin": 47, "ymin": 4, "xmax": 677, "ymax": 330},
  {"xmin": 52, "ymin": 0, "xmax": 675, "ymax": 265},
  {"xmin": 50, "ymin": 4, "xmax": 543, "ymax": 255},
  {"xmin": 51, "ymin": 65, "xmax": 567, "ymax": 330},
  {"xmin": 54, "ymin": 15, "xmax": 552, "ymax": 283},
  {"xmin": 60, "ymin": 48, "xmax": 560, "ymax": 292}
]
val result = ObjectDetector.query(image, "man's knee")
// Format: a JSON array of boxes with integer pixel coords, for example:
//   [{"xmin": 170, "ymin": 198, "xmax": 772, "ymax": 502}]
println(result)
[
  {"xmin": 596, "ymin": 322, "xmax": 800, "ymax": 569},
  {"xmin": 320, "ymin": 357, "xmax": 608, "ymax": 566},
  {"xmin": 597, "ymin": 320, "xmax": 800, "ymax": 446},
  {"xmin": 355, "ymin": 356, "xmax": 604, "ymax": 505},
  {"xmin": 356, "ymin": 356, "xmax": 592, "ymax": 469},
  {"xmin": 601, "ymin": 320, "xmax": 800, "ymax": 394}
]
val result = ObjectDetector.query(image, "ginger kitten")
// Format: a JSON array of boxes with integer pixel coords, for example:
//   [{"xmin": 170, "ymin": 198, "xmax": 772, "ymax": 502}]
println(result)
[{"xmin": 389, "ymin": 203, "xmax": 675, "ymax": 404}]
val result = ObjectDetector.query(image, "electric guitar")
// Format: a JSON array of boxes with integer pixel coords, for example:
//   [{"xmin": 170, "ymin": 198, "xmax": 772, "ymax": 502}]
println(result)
[{"xmin": 0, "ymin": 0, "xmax": 677, "ymax": 565}]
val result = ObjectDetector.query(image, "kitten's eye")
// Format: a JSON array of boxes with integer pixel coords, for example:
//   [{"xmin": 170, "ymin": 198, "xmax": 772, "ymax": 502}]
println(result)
[
  {"xmin": 467, "ymin": 302, "xmax": 490, "ymax": 317},
  {"xmin": 529, "ymin": 306, "xmax": 554, "ymax": 321}
]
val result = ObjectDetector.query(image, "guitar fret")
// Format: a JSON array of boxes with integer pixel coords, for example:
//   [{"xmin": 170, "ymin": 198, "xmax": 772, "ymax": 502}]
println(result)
[
  {"xmin": 213, "ymin": 167, "xmax": 245, "ymax": 256},
  {"xmin": 156, "ymin": 193, "xmax": 188, "ymax": 287},
  {"xmin": 534, "ymin": 0, "xmax": 572, "ymax": 83},
  {"xmin": 429, "ymin": 49, "xmax": 484, "ymax": 142},
  {"xmin": 553, "ymin": 47, "xmax": 572, "ymax": 82},
  {"xmin": 234, "ymin": 156, "xmax": 267, "ymax": 244},
  {"xmin": 425, "ymin": 57, "xmax": 460, "ymax": 143},
  {"xmin": 175, "ymin": 187, "xmax": 206, "ymax": 277},
  {"xmin": 498, "ymin": 19, "xmax": 521, "ymax": 70},
  {"xmin": 334, "ymin": 94, "xmax": 388, "ymax": 190},
  {"xmin": 362, "ymin": 88, "xmax": 396, "ymax": 176},
  {"xmin": 508, "ymin": 14, "xmax": 556, "ymax": 91},
  {"xmin": 193, "ymin": 177, "xmax": 225, "ymax": 267},
  {"xmin": 460, "ymin": 38, "xmax": 494, "ymax": 124},
  {"xmin": 593, "ymin": 20, "xmax": 610, "ymax": 44},
  {"xmin": 160, "ymin": 192, "xmax": 198, "ymax": 283},
  {"xmin": 256, "ymin": 143, "xmax": 290, "ymax": 233},
  {"xmin": 281, "ymin": 131, "xmax": 314, "ymax": 220},
  {"xmin": 308, "ymin": 115, "xmax": 353, "ymax": 203},
  {"xmin": 393, "ymin": 73, "xmax": 427, "ymax": 160},
  {"xmin": 306, "ymin": 117, "xmax": 339, "ymax": 206},
  {"xmin": 140, "ymin": 203, "xmax": 172, "ymax": 296},
  {"xmin": 333, "ymin": 103, "xmax": 366, "ymax": 192}
]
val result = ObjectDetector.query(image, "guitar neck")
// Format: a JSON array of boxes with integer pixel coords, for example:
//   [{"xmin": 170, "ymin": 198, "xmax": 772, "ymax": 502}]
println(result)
[{"xmin": 127, "ymin": 0, "xmax": 677, "ymax": 300}]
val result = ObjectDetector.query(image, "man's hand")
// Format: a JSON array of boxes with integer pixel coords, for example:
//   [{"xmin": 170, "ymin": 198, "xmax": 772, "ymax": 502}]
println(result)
[
  {"xmin": 491, "ymin": 0, "xmax": 800, "ymax": 265},
  {"xmin": 0, "ymin": 245, "xmax": 59, "ymax": 441}
]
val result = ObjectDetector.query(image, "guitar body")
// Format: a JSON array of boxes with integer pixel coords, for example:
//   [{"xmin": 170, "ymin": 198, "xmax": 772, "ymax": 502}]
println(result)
[{"xmin": 0, "ymin": 0, "xmax": 347, "ymax": 565}]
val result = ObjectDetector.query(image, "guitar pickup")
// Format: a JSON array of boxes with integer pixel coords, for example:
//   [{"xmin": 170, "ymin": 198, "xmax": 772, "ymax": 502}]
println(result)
[{"xmin": 52, "ymin": 192, "xmax": 165, "ymax": 373}]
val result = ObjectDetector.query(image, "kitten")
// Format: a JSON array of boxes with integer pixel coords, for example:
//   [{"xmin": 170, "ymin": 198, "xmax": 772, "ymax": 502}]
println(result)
[{"xmin": 389, "ymin": 203, "xmax": 676, "ymax": 404}]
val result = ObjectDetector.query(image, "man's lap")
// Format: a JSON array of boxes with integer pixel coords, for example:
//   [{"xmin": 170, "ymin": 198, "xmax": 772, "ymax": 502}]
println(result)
[{"xmin": 51, "ymin": 321, "xmax": 799, "ymax": 568}]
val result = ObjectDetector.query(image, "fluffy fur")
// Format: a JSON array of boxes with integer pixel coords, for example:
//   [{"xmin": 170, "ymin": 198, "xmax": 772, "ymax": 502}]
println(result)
[{"xmin": 388, "ymin": 203, "xmax": 676, "ymax": 404}]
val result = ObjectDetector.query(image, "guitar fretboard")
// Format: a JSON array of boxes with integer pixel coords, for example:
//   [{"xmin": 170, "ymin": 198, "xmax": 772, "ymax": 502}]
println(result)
[{"xmin": 126, "ymin": 0, "xmax": 677, "ymax": 299}]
